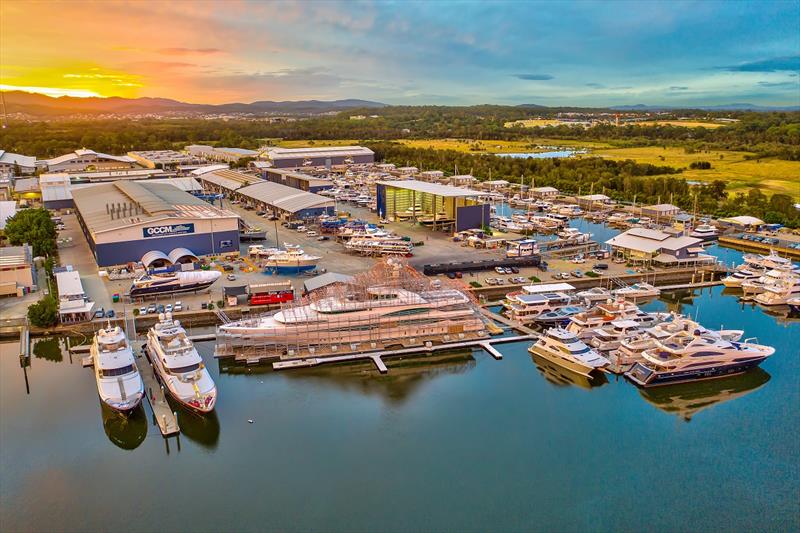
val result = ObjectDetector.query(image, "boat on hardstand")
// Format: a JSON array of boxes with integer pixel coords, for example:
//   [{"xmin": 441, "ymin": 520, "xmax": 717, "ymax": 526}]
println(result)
[
  {"xmin": 91, "ymin": 324, "xmax": 144, "ymax": 413},
  {"xmin": 625, "ymin": 331, "xmax": 774, "ymax": 388},
  {"xmin": 264, "ymin": 244, "xmax": 320, "ymax": 274},
  {"xmin": 218, "ymin": 259, "xmax": 489, "ymax": 355},
  {"xmin": 527, "ymin": 327, "xmax": 610, "ymax": 377},
  {"xmin": 130, "ymin": 270, "xmax": 221, "ymax": 297},
  {"xmin": 146, "ymin": 313, "xmax": 217, "ymax": 413}
]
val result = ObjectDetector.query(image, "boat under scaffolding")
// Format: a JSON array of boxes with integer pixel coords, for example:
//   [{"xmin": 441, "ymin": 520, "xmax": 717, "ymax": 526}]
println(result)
[{"xmin": 215, "ymin": 259, "xmax": 490, "ymax": 359}]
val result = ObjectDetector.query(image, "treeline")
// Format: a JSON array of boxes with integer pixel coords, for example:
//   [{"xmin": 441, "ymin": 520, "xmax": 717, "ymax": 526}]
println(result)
[
  {"xmin": 1, "ymin": 108, "xmax": 798, "ymax": 160},
  {"xmin": 367, "ymin": 142, "xmax": 800, "ymax": 228}
]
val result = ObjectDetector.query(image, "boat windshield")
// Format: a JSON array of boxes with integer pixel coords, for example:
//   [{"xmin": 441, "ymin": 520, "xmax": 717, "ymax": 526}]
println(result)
[
  {"xmin": 168, "ymin": 362, "xmax": 201, "ymax": 374},
  {"xmin": 100, "ymin": 364, "xmax": 136, "ymax": 377}
]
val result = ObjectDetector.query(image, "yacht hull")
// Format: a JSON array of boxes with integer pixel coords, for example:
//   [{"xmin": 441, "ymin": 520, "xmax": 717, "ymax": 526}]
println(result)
[
  {"xmin": 265, "ymin": 264, "xmax": 317, "ymax": 274},
  {"xmin": 625, "ymin": 357, "xmax": 767, "ymax": 388},
  {"xmin": 527, "ymin": 345, "xmax": 596, "ymax": 377},
  {"xmin": 130, "ymin": 279, "xmax": 216, "ymax": 297}
]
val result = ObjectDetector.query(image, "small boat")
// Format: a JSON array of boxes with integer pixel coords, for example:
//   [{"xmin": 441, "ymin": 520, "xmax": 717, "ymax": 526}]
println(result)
[
  {"xmin": 535, "ymin": 305, "xmax": 586, "ymax": 325},
  {"xmin": 754, "ymin": 276, "xmax": 800, "ymax": 306},
  {"xmin": 741, "ymin": 269, "xmax": 796, "ymax": 296},
  {"xmin": 689, "ymin": 224, "xmax": 719, "ymax": 241},
  {"xmin": 528, "ymin": 328, "xmax": 610, "ymax": 377},
  {"xmin": 129, "ymin": 270, "xmax": 221, "ymax": 297},
  {"xmin": 613, "ymin": 282, "xmax": 660, "ymax": 301},
  {"xmin": 264, "ymin": 245, "xmax": 321, "ymax": 274},
  {"xmin": 575, "ymin": 287, "xmax": 613, "ymax": 304},
  {"xmin": 721, "ymin": 266, "xmax": 766, "ymax": 288},
  {"xmin": 626, "ymin": 332, "xmax": 775, "ymax": 388},
  {"xmin": 146, "ymin": 313, "xmax": 217, "ymax": 412},
  {"xmin": 91, "ymin": 324, "xmax": 144, "ymax": 413}
]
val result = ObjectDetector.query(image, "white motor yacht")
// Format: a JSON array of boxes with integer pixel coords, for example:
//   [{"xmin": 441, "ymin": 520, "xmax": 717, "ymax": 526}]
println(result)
[
  {"xmin": 741, "ymin": 269, "xmax": 796, "ymax": 296},
  {"xmin": 575, "ymin": 287, "xmax": 613, "ymax": 304},
  {"xmin": 627, "ymin": 331, "xmax": 775, "ymax": 387},
  {"xmin": 722, "ymin": 266, "xmax": 766, "ymax": 288},
  {"xmin": 587, "ymin": 320, "xmax": 643, "ymax": 352},
  {"xmin": 146, "ymin": 313, "xmax": 217, "ymax": 413},
  {"xmin": 613, "ymin": 282, "xmax": 660, "ymax": 301},
  {"xmin": 754, "ymin": 276, "xmax": 800, "ymax": 306},
  {"xmin": 91, "ymin": 325, "xmax": 144, "ymax": 413},
  {"xmin": 689, "ymin": 224, "xmax": 719, "ymax": 241},
  {"xmin": 528, "ymin": 328, "xmax": 610, "ymax": 377},
  {"xmin": 566, "ymin": 300, "xmax": 667, "ymax": 340}
]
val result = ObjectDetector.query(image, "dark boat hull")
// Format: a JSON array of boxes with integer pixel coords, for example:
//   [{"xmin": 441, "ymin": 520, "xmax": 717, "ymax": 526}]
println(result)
[
  {"xmin": 626, "ymin": 357, "xmax": 767, "ymax": 388},
  {"xmin": 130, "ymin": 280, "xmax": 216, "ymax": 297}
]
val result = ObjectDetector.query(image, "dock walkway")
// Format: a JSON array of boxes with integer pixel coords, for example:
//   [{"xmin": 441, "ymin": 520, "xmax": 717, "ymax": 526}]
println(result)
[
  {"xmin": 272, "ymin": 335, "xmax": 534, "ymax": 373},
  {"xmin": 138, "ymin": 346, "xmax": 180, "ymax": 437}
]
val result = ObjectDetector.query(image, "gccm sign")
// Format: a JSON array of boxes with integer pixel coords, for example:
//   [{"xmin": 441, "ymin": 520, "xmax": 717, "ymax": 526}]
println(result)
[{"xmin": 142, "ymin": 223, "xmax": 195, "ymax": 238}]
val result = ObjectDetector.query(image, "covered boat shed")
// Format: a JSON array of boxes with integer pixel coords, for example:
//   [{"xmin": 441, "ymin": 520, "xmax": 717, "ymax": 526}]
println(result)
[
  {"xmin": 236, "ymin": 181, "xmax": 335, "ymax": 220},
  {"xmin": 376, "ymin": 179, "xmax": 490, "ymax": 232}
]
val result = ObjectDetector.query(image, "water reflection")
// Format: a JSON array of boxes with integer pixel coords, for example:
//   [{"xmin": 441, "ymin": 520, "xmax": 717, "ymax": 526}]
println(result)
[
  {"xmin": 32, "ymin": 338, "xmax": 63, "ymax": 362},
  {"xmin": 219, "ymin": 350, "xmax": 477, "ymax": 405},
  {"xmin": 637, "ymin": 368, "xmax": 771, "ymax": 422},
  {"xmin": 169, "ymin": 404, "xmax": 220, "ymax": 449},
  {"xmin": 530, "ymin": 352, "xmax": 608, "ymax": 390},
  {"xmin": 100, "ymin": 401, "xmax": 147, "ymax": 450}
]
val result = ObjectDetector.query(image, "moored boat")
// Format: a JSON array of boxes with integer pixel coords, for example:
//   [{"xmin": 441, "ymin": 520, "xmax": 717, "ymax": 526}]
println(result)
[
  {"xmin": 528, "ymin": 328, "xmax": 610, "ymax": 377},
  {"xmin": 91, "ymin": 325, "xmax": 144, "ymax": 413}
]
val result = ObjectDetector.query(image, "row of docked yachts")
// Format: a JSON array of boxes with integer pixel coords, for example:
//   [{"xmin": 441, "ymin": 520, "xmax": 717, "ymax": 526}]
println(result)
[
  {"xmin": 722, "ymin": 250, "xmax": 800, "ymax": 306},
  {"xmin": 90, "ymin": 313, "xmax": 216, "ymax": 417},
  {"xmin": 527, "ymin": 301, "xmax": 775, "ymax": 388}
]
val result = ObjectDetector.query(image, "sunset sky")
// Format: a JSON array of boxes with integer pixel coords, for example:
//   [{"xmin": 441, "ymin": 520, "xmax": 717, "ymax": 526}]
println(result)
[{"xmin": 1, "ymin": 0, "xmax": 798, "ymax": 106}]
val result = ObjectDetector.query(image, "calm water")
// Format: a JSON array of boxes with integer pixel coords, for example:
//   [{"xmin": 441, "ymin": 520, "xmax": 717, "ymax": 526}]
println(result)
[{"xmin": 1, "ymin": 286, "xmax": 798, "ymax": 532}]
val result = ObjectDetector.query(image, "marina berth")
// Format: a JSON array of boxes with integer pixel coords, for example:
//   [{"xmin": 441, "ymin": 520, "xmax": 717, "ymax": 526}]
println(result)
[
  {"xmin": 91, "ymin": 325, "xmax": 144, "ymax": 413},
  {"xmin": 741, "ymin": 269, "xmax": 796, "ymax": 296},
  {"xmin": 528, "ymin": 328, "xmax": 610, "ymax": 377},
  {"xmin": 504, "ymin": 282, "xmax": 579, "ymax": 324},
  {"xmin": 626, "ymin": 332, "xmax": 775, "ymax": 388},
  {"xmin": 146, "ymin": 313, "xmax": 217, "ymax": 412},
  {"xmin": 722, "ymin": 266, "xmax": 766, "ymax": 288}
]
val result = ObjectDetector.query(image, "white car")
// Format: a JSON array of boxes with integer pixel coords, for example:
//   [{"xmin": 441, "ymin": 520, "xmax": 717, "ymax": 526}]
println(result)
[
  {"xmin": 495, "ymin": 266, "xmax": 506, "ymax": 274},
  {"xmin": 296, "ymin": 226, "xmax": 306, "ymax": 232},
  {"xmin": 139, "ymin": 306, "xmax": 148, "ymax": 315},
  {"xmin": 165, "ymin": 304, "xmax": 173, "ymax": 313},
  {"xmin": 174, "ymin": 301, "xmax": 183, "ymax": 312},
  {"xmin": 306, "ymin": 231, "xmax": 318, "ymax": 237}
]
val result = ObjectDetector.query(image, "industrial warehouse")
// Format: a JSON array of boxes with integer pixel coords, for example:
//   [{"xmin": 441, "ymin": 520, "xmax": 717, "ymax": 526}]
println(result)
[
  {"xmin": 262, "ymin": 168, "xmax": 333, "ymax": 193},
  {"xmin": 376, "ymin": 179, "xmax": 490, "ymax": 231},
  {"xmin": 71, "ymin": 180, "xmax": 240, "ymax": 267},
  {"xmin": 196, "ymin": 167, "xmax": 334, "ymax": 220},
  {"xmin": 264, "ymin": 146, "xmax": 374, "ymax": 168}
]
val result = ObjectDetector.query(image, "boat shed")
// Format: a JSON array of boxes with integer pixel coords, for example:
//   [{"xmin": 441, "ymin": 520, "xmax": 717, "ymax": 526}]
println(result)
[
  {"xmin": 195, "ymin": 168, "xmax": 264, "ymax": 195},
  {"xmin": 641, "ymin": 203, "xmax": 682, "ymax": 219},
  {"xmin": 263, "ymin": 168, "xmax": 334, "ymax": 193},
  {"xmin": 39, "ymin": 174, "xmax": 74, "ymax": 210},
  {"xmin": 236, "ymin": 181, "xmax": 335, "ymax": 220},
  {"xmin": 72, "ymin": 180, "xmax": 240, "ymax": 267},
  {"xmin": 717, "ymin": 215, "xmax": 765, "ymax": 231},
  {"xmin": 530, "ymin": 186, "xmax": 559, "ymax": 198},
  {"xmin": 264, "ymin": 146, "xmax": 374, "ymax": 168},
  {"xmin": 376, "ymin": 179, "xmax": 490, "ymax": 232}
]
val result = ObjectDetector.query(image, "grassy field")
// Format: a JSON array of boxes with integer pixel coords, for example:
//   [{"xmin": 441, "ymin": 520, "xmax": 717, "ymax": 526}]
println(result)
[
  {"xmin": 630, "ymin": 120, "xmax": 726, "ymax": 129},
  {"xmin": 269, "ymin": 139, "xmax": 360, "ymax": 148},
  {"xmin": 504, "ymin": 119, "xmax": 564, "ymax": 128},
  {"xmin": 396, "ymin": 138, "xmax": 613, "ymax": 152},
  {"xmin": 592, "ymin": 146, "xmax": 800, "ymax": 199}
]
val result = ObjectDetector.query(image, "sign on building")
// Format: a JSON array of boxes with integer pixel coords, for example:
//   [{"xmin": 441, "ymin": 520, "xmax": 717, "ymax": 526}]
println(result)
[{"xmin": 142, "ymin": 223, "xmax": 195, "ymax": 238}]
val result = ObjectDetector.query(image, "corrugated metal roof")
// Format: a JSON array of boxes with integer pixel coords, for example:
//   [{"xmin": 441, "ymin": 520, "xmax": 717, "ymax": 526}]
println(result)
[
  {"xmin": 375, "ymin": 179, "xmax": 483, "ymax": 198},
  {"xmin": 303, "ymin": 272, "xmax": 355, "ymax": 293},
  {"xmin": 168, "ymin": 248, "xmax": 198, "ymax": 263},
  {"xmin": 237, "ymin": 181, "xmax": 334, "ymax": 213},
  {"xmin": 267, "ymin": 146, "xmax": 373, "ymax": 160},
  {"xmin": 141, "ymin": 250, "xmax": 171, "ymax": 267},
  {"xmin": 606, "ymin": 228, "xmax": 701, "ymax": 253},
  {"xmin": 0, "ymin": 150, "xmax": 36, "ymax": 168},
  {"xmin": 0, "ymin": 201, "xmax": 17, "ymax": 230},
  {"xmin": 72, "ymin": 181, "xmax": 237, "ymax": 234},
  {"xmin": 55, "ymin": 271, "xmax": 84, "ymax": 297},
  {"xmin": 197, "ymin": 169, "xmax": 263, "ymax": 190},
  {"xmin": 45, "ymin": 150, "xmax": 135, "ymax": 167}
]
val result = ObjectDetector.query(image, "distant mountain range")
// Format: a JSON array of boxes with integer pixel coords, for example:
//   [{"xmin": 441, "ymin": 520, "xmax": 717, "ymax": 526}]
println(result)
[
  {"xmin": 0, "ymin": 91, "xmax": 388, "ymax": 116},
  {"xmin": 610, "ymin": 103, "xmax": 800, "ymax": 111}
]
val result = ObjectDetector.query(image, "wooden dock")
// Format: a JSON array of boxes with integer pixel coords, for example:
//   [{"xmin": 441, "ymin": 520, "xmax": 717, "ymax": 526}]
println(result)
[
  {"xmin": 479, "ymin": 306, "xmax": 536, "ymax": 335},
  {"xmin": 271, "ymin": 335, "xmax": 532, "ymax": 373},
  {"xmin": 137, "ymin": 349, "xmax": 180, "ymax": 437}
]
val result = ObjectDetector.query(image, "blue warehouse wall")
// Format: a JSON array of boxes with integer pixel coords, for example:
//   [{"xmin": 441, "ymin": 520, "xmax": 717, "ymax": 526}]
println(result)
[
  {"xmin": 456, "ymin": 204, "xmax": 490, "ymax": 232},
  {"xmin": 376, "ymin": 184, "xmax": 386, "ymax": 217},
  {"xmin": 94, "ymin": 229, "xmax": 240, "ymax": 267}
]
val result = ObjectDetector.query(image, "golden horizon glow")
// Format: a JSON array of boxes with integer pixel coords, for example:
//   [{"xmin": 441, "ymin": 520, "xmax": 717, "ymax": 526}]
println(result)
[{"xmin": 0, "ymin": 84, "xmax": 103, "ymax": 98}]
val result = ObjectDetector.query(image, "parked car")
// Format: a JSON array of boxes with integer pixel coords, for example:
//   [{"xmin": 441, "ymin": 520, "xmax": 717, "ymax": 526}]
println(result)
[
  {"xmin": 306, "ymin": 231, "xmax": 318, "ymax": 237},
  {"xmin": 296, "ymin": 226, "xmax": 306, "ymax": 232},
  {"xmin": 593, "ymin": 263, "xmax": 609, "ymax": 270},
  {"xmin": 156, "ymin": 304, "xmax": 165, "ymax": 313},
  {"xmin": 227, "ymin": 274, "xmax": 237, "ymax": 281},
  {"xmin": 106, "ymin": 310, "xmax": 115, "ymax": 318},
  {"xmin": 495, "ymin": 266, "xmax": 505, "ymax": 274},
  {"xmin": 174, "ymin": 301, "xmax": 183, "ymax": 312},
  {"xmin": 446, "ymin": 272, "xmax": 457, "ymax": 279},
  {"xmin": 94, "ymin": 308, "xmax": 105, "ymax": 319},
  {"xmin": 572, "ymin": 270, "xmax": 583, "ymax": 278},
  {"xmin": 147, "ymin": 304, "xmax": 157, "ymax": 314},
  {"xmin": 165, "ymin": 304, "xmax": 173, "ymax": 313},
  {"xmin": 455, "ymin": 271, "xmax": 463, "ymax": 279},
  {"xmin": 317, "ymin": 235, "xmax": 330, "ymax": 241},
  {"xmin": 484, "ymin": 278, "xmax": 496, "ymax": 286},
  {"xmin": 256, "ymin": 211, "xmax": 266, "ymax": 216},
  {"xmin": 139, "ymin": 306, "xmax": 148, "ymax": 315},
  {"xmin": 222, "ymin": 264, "xmax": 234, "ymax": 272},
  {"xmin": 510, "ymin": 266, "xmax": 519, "ymax": 274}
]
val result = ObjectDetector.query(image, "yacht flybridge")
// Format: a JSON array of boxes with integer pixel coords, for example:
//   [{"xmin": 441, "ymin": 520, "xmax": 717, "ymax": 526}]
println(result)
[{"xmin": 91, "ymin": 324, "xmax": 144, "ymax": 413}]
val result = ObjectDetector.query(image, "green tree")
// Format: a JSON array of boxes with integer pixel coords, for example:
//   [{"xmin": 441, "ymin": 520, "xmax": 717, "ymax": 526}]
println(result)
[
  {"xmin": 4, "ymin": 208, "xmax": 57, "ymax": 257},
  {"xmin": 28, "ymin": 295, "xmax": 58, "ymax": 327}
]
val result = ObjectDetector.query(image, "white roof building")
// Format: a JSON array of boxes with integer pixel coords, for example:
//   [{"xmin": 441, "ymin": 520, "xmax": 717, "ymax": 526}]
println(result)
[
  {"xmin": 0, "ymin": 200, "xmax": 17, "ymax": 230},
  {"xmin": 42, "ymin": 149, "xmax": 137, "ymax": 172},
  {"xmin": 0, "ymin": 150, "xmax": 36, "ymax": 176},
  {"xmin": 606, "ymin": 228, "xmax": 713, "ymax": 265}
]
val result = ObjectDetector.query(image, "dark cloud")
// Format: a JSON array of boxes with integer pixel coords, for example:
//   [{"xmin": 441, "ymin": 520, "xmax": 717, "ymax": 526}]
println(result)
[
  {"xmin": 718, "ymin": 55, "xmax": 800, "ymax": 72},
  {"xmin": 158, "ymin": 47, "xmax": 223, "ymax": 55},
  {"xmin": 669, "ymin": 86, "xmax": 689, "ymax": 90},
  {"xmin": 585, "ymin": 82, "xmax": 605, "ymax": 89},
  {"xmin": 515, "ymin": 74, "xmax": 554, "ymax": 81}
]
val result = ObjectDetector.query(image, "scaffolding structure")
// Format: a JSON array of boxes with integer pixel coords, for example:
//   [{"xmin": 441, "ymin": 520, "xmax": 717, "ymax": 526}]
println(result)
[{"xmin": 215, "ymin": 258, "xmax": 489, "ymax": 361}]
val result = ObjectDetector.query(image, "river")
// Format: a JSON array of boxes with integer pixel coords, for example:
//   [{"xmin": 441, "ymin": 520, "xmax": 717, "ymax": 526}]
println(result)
[{"xmin": 1, "ymin": 282, "xmax": 798, "ymax": 531}]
